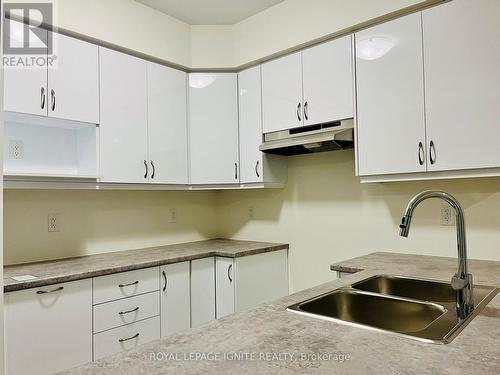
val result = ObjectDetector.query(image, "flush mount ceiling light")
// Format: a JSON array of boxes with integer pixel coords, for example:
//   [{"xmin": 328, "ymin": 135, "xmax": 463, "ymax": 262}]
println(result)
[
  {"xmin": 356, "ymin": 36, "xmax": 395, "ymax": 60},
  {"xmin": 189, "ymin": 73, "xmax": 217, "ymax": 88}
]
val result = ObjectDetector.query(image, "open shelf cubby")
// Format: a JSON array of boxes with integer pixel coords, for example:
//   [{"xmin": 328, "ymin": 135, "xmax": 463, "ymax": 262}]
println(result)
[{"xmin": 3, "ymin": 112, "xmax": 99, "ymax": 179}]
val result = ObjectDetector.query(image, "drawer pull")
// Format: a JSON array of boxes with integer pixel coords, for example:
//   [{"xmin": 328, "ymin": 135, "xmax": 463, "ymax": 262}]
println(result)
[
  {"xmin": 118, "ymin": 306, "xmax": 139, "ymax": 316},
  {"xmin": 118, "ymin": 333, "xmax": 139, "ymax": 343},
  {"xmin": 36, "ymin": 286, "xmax": 64, "ymax": 294},
  {"xmin": 118, "ymin": 280, "xmax": 139, "ymax": 288}
]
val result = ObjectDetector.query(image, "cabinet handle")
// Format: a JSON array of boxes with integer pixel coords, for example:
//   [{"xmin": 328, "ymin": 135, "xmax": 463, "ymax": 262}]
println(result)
[
  {"xmin": 304, "ymin": 101, "xmax": 309, "ymax": 121},
  {"xmin": 228, "ymin": 264, "xmax": 233, "ymax": 283},
  {"xmin": 119, "ymin": 280, "xmax": 139, "ymax": 288},
  {"xmin": 255, "ymin": 160, "xmax": 260, "ymax": 178},
  {"xmin": 296, "ymin": 102, "xmax": 302, "ymax": 122},
  {"xmin": 118, "ymin": 306, "xmax": 139, "ymax": 315},
  {"xmin": 429, "ymin": 140, "xmax": 436, "ymax": 165},
  {"xmin": 418, "ymin": 142, "xmax": 425, "ymax": 166},
  {"xmin": 162, "ymin": 270, "xmax": 167, "ymax": 292},
  {"xmin": 40, "ymin": 87, "xmax": 46, "ymax": 109},
  {"xmin": 235, "ymin": 162, "xmax": 238, "ymax": 180},
  {"xmin": 50, "ymin": 89, "xmax": 56, "ymax": 111},
  {"xmin": 36, "ymin": 286, "xmax": 64, "ymax": 294},
  {"xmin": 143, "ymin": 160, "xmax": 148, "ymax": 179},
  {"xmin": 118, "ymin": 333, "xmax": 139, "ymax": 343},
  {"xmin": 150, "ymin": 161, "xmax": 155, "ymax": 179}
]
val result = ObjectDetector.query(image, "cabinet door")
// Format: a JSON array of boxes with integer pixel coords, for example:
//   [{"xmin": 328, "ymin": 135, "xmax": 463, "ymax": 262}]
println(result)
[
  {"xmin": 262, "ymin": 52, "xmax": 303, "ymax": 133},
  {"xmin": 160, "ymin": 262, "xmax": 191, "ymax": 337},
  {"xmin": 356, "ymin": 13, "xmax": 426, "ymax": 176},
  {"xmin": 302, "ymin": 36, "xmax": 354, "ymax": 125},
  {"xmin": 238, "ymin": 66, "xmax": 263, "ymax": 183},
  {"xmin": 3, "ymin": 19, "xmax": 48, "ymax": 116},
  {"xmin": 189, "ymin": 73, "xmax": 239, "ymax": 184},
  {"xmin": 4, "ymin": 279, "xmax": 92, "ymax": 375},
  {"xmin": 215, "ymin": 257, "xmax": 235, "ymax": 319},
  {"xmin": 190, "ymin": 257, "xmax": 215, "ymax": 327},
  {"xmin": 99, "ymin": 48, "xmax": 149, "ymax": 183},
  {"xmin": 423, "ymin": 0, "xmax": 500, "ymax": 171},
  {"xmin": 48, "ymin": 32, "xmax": 99, "ymax": 123},
  {"xmin": 147, "ymin": 63, "xmax": 189, "ymax": 184},
  {"xmin": 234, "ymin": 249, "xmax": 288, "ymax": 312}
]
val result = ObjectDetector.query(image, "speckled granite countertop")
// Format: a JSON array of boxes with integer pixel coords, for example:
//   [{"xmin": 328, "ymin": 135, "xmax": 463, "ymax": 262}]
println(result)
[
  {"xmin": 3, "ymin": 239, "xmax": 288, "ymax": 292},
  {"xmin": 60, "ymin": 252, "xmax": 500, "ymax": 375}
]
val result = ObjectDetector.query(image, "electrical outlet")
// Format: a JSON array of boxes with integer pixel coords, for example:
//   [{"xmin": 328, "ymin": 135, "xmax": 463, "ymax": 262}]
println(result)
[
  {"xmin": 169, "ymin": 208, "xmax": 177, "ymax": 223},
  {"xmin": 9, "ymin": 140, "xmax": 24, "ymax": 160},
  {"xmin": 440, "ymin": 205, "xmax": 454, "ymax": 226},
  {"xmin": 248, "ymin": 206, "xmax": 255, "ymax": 219},
  {"xmin": 48, "ymin": 213, "xmax": 60, "ymax": 232}
]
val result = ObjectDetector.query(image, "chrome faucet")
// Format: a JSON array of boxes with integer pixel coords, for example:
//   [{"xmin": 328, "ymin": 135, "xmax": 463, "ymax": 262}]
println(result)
[{"xmin": 399, "ymin": 190, "xmax": 474, "ymax": 320}]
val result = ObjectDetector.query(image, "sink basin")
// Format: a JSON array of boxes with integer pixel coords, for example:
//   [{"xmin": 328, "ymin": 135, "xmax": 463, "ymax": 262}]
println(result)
[
  {"xmin": 288, "ymin": 275, "xmax": 498, "ymax": 344},
  {"xmin": 290, "ymin": 289, "xmax": 445, "ymax": 333},
  {"xmin": 352, "ymin": 275, "xmax": 456, "ymax": 303}
]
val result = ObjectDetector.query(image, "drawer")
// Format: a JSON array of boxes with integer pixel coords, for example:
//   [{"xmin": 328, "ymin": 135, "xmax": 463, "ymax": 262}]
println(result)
[
  {"xmin": 93, "ymin": 267, "xmax": 159, "ymax": 304},
  {"xmin": 93, "ymin": 291, "xmax": 160, "ymax": 333},
  {"xmin": 93, "ymin": 316, "xmax": 160, "ymax": 360}
]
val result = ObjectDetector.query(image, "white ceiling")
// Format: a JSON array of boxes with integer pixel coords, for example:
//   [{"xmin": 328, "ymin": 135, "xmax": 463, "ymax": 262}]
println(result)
[{"xmin": 136, "ymin": 0, "xmax": 284, "ymax": 25}]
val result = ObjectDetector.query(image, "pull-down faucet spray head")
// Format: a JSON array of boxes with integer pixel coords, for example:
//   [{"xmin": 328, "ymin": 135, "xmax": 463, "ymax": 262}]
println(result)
[{"xmin": 398, "ymin": 190, "xmax": 474, "ymax": 320}]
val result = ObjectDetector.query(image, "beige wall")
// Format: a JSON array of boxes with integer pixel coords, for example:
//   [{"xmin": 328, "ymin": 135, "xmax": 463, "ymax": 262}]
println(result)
[
  {"xmin": 4, "ymin": 190, "xmax": 218, "ymax": 265},
  {"xmin": 6, "ymin": 0, "xmax": 434, "ymax": 69},
  {"xmin": 3, "ymin": 0, "xmax": 193, "ymax": 67},
  {"xmin": 217, "ymin": 151, "xmax": 500, "ymax": 293},
  {"xmin": 232, "ymin": 0, "xmax": 429, "ymax": 66},
  {"xmin": 190, "ymin": 25, "xmax": 234, "ymax": 68}
]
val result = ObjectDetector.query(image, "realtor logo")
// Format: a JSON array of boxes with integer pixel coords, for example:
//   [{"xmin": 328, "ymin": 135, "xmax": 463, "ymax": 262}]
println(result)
[{"xmin": 3, "ymin": 3, "xmax": 53, "ymax": 55}]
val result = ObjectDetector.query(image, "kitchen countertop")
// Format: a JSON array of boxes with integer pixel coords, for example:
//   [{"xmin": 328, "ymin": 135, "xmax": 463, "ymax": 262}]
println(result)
[
  {"xmin": 60, "ymin": 251, "xmax": 500, "ymax": 375},
  {"xmin": 3, "ymin": 239, "xmax": 288, "ymax": 292}
]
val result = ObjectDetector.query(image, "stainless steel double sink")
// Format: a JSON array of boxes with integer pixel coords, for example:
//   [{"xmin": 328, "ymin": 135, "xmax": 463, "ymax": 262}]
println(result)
[{"xmin": 287, "ymin": 275, "xmax": 498, "ymax": 344}]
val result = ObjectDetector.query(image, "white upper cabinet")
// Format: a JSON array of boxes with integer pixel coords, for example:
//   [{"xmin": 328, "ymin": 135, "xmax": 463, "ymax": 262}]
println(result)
[
  {"xmin": 189, "ymin": 73, "xmax": 239, "ymax": 184},
  {"xmin": 147, "ymin": 63, "xmax": 188, "ymax": 184},
  {"xmin": 238, "ymin": 66, "xmax": 265, "ymax": 183},
  {"xmin": 99, "ymin": 48, "xmax": 149, "ymax": 183},
  {"xmin": 48, "ymin": 32, "xmax": 99, "ymax": 124},
  {"xmin": 356, "ymin": 13, "xmax": 426, "ymax": 176},
  {"xmin": 238, "ymin": 67, "xmax": 287, "ymax": 185},
  {"xmin": 302, "ymin": 36, "xmax": 354, "ymax": 126},
  {"xmin": 3, "ymin": 20, "xmax": 48, "ymax": 116},
  {"xmin": 262, "ymin": 52, "xmax": 303, "ymax": 133},
  {"xmin": 423, "ymin": 0, "xmax": 500, "ymax": 172}
]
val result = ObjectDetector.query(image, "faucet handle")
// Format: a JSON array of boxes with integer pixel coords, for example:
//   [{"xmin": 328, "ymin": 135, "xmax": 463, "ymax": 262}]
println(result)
[{"xmin": 451, "ymin": 273, "xmax": 470, "ymax": 290}]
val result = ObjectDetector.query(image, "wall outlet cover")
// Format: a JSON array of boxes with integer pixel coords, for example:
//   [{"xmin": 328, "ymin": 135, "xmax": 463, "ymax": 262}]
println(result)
[
  {"xmin": 48, "ymin": 213, "xmax": 60, "ymax": 232},
  {"xmin": 9, "ymin": 140, "xmax": 24, "ymax": 160},
  {"xmin": 440, "ymin": 205, "xmax": 454, "ymax": 226},
  {"xmin": 169, "ymin": 208, "xmax": 177, "ymax": 223}
]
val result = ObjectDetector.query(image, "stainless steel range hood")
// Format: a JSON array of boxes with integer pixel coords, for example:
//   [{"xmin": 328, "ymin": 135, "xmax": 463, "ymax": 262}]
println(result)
[{"xmin": 259, "ymin": 119, "xmax": 354, "ymax": 156}]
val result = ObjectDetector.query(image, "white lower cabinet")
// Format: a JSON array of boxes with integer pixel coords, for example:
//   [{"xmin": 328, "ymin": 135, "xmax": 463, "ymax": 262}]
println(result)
[
  {"xmin": 93, "ymin": 316, "xmax": 161, "ymax": 360},
  {"xmin": 160, "ymin": 262, "xmax": 191, "ymax": 337},
  {"xmin": 4, "ymin": 279, "xmax": 93, "ymax": 375},
  {"xmin": 215, "ymin": 257, "xmax": 235, "ymax": 319},
  {"xmin": 190, "ymin": 257, "xmax": 216, "ymax": 327},
  {"xmin": 215, "ymin": 249, "xmax": 289, "ymax": 318},
  {"xmin": 93, "ymin": 291, "xmax": 160, "ymax": 333}
]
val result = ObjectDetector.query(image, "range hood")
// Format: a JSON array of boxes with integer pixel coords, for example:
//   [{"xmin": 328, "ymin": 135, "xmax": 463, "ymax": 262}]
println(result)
[{"xmin": 259, "ymin": 119, "xmax": 354, "ymax": 156}]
